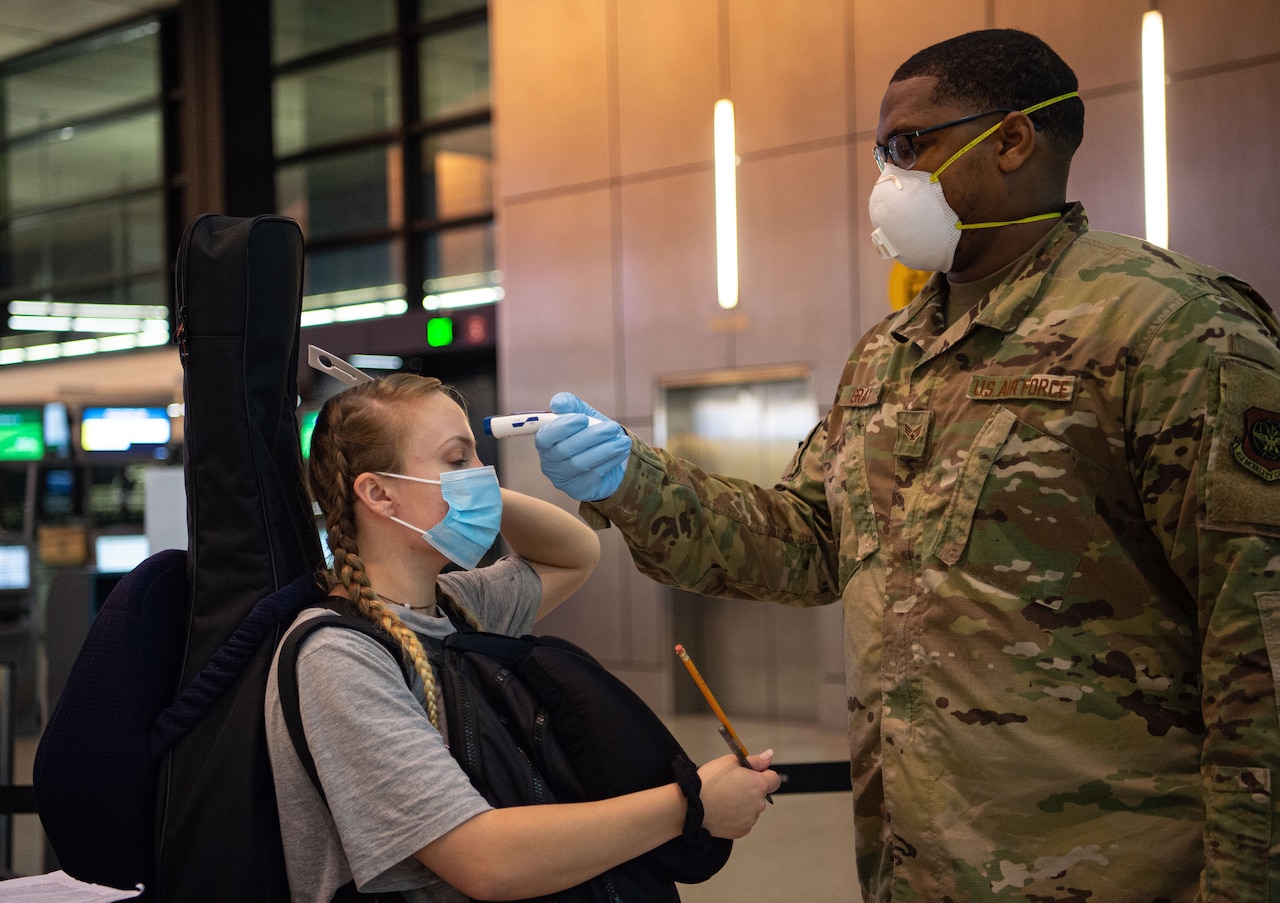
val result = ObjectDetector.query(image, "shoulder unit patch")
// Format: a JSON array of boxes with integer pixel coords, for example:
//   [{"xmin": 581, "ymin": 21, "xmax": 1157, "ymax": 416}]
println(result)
[{"xmin": 1233, "ymin": 407, "xmax": 1280, "ymax": 482}]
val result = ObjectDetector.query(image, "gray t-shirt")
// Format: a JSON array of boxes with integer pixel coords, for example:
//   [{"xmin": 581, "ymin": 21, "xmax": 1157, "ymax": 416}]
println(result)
[{"xmin": 264, "ymin": 557, "xmax": 542, "ymax": 902}]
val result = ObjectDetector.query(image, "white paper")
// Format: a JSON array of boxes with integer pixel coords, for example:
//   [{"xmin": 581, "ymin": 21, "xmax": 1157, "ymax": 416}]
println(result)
[{"xmin": 0, "ymin": 871, "xmax": 142, "ymax": 901}]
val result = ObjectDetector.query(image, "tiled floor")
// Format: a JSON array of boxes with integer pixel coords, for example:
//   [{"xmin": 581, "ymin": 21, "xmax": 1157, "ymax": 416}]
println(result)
[{"xmin": 9, "ymin": 715, "xmax": 862, "ymax": 902}]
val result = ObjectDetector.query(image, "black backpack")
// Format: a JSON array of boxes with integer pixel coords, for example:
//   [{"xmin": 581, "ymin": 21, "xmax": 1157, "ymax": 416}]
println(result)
[
  {"xmin": 33, "ymin": 551, "xmax": 320, "ymax": 898},
  {"xmin": 277, "ymin": 602, "xmax": 733, "ymax": 902},
  {"xmin": 32, "ymin": 562, "xmax": 728, "ymax": 903}
]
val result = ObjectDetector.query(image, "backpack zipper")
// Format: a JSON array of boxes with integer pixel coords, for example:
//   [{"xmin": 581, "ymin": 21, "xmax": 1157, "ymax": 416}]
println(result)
[
  {"xmin": 494, "ymin": 665, "xmax": 547, "ymax": 804},
  {"xmin": 172, "ymin": 213, "xmax": 206, "ymax": 364}
]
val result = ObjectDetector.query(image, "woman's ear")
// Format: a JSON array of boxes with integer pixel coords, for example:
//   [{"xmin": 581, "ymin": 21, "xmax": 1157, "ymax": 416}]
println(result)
[
  {"xmin": 994, "ymin": 111, "xmax": 1037, "ymax": 173},
  {"xmin": 352, "ymin": 472, "xmax": 395, "ymax": 517}
]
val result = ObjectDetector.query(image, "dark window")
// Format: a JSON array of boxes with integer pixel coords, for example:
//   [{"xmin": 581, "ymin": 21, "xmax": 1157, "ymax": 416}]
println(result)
[{"xmin": 0, "ymin": 20, "xmax": 169, "ymax": 364}]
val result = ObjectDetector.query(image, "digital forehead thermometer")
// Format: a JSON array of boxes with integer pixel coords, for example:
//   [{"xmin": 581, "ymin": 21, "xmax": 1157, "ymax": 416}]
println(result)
[{"xmin": 483, "ymin": 412, "xmax": 600, "ymax": 438}]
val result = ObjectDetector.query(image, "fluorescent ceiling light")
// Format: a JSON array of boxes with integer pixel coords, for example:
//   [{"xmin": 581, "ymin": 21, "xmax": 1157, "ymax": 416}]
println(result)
[
  {"xmin": 0, "ymin": 327, "xmax": 170, "ymax": 366},
  {"xmin": 422, "ymin": 286, "xmax": 504, "ymax": 310},
  {"xmin": 348, "ymin": 354, "xmax": 404, "ymax": 370},
  {"xmin": 300, "ymin": 298, "xmax": 409, "ymax": 327},
  {"xmin": 714, "ymin": 98, "xmax": 739, "ymax": 310},
  {"xmin": 302, "ymin": 283, "xmax": 405, "ymax": 310},
  {"xmin": 422, "ymin": 271, "xmax": 504, "ymax": 310},
  {"xmin": 1142, "ymin": 10, "xmax": 1169, "ymax": 248},
  {"xmin": 8, "ymin": 300, "xmax": 168, "ymax": 320}
]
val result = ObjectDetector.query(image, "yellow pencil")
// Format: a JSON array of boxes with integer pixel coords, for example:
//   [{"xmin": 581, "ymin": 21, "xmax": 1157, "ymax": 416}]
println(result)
[
  {"xmin": 675, "ymin": 644, "xmax": 749, "ymax": 756},
  {"xmin": 675, "ymin": 643, "xmax": 773, "ymax": 802}
]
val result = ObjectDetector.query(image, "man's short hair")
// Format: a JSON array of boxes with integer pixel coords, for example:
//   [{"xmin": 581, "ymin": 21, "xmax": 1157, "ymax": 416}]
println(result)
[{"xmin": 892, "ymin": 29, "xmax": 1084, "ymax": 156}]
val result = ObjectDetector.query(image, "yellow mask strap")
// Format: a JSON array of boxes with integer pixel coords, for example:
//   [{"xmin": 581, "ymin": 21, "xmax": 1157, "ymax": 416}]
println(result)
[
  {"xmin": 929, "ymin": 91, "xmax": 1080, "ymax": 183},
  {"xmin": 957, "ymin": 211, "xmax": 1063, "ymax": 232}
]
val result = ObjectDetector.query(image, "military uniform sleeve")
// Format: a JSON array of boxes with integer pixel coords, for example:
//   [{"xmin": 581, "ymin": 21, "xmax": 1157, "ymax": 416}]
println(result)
[
  {"xmin": 581, "ymin": 425, "xmax": 841, "ymax": 606},
  {"xmin": 1127, "ymin": 284, "xmax": 1280, "ymax": 898}
]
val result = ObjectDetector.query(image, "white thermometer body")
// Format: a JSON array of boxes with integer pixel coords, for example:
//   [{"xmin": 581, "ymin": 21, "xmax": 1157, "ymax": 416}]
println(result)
[{"xmin": 483, "ymin": 412, "xmax": 599, "ymax": 437}]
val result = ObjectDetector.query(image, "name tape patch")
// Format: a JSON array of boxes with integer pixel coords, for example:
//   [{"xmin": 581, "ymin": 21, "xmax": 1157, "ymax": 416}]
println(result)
[
  {"xmin": 967, "ymin": 374, "xmax": 1076, "ymax": 403},
  {"xmin": 840, "ymin": 383, "xmax": 883, "ymax": 407}
]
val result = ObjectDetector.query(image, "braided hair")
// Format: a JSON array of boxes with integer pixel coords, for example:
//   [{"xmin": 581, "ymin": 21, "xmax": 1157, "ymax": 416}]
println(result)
[{"xmin": 307, "ymin": 373, "xmax": 482, "ymax": 729}]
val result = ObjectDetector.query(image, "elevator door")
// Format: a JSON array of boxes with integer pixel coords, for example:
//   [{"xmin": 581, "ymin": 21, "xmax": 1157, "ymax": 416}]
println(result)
[{"xmin": 658, "ymin": 368, "xmax": 830, "ymax": 722}]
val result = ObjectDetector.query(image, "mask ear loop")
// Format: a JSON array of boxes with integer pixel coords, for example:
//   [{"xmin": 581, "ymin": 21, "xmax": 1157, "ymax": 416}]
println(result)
[{"xmin": 929, "ymin": 91, "xmax": 1080, "ymax": 184}]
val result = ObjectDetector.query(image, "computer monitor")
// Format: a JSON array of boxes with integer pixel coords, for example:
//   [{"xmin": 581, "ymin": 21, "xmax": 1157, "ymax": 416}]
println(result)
[
  {"xmin": 94, "ymin": 534, "xmax": 149, "ymax": 574},
  {"xmin": 0, "ymin": 545, "xmax": 30, "ymax": 592},
  {"xmin": 38, "ymin": 467, "xmax": 76, "ymax": 521},
  {"xmin": 43, "ymin": 402, "xmax": 71, "ymax": 457},
  {"xmin": 80, "ymin": 406, "xmax": 171, "ymax": 454},
  {"xmin": 84, "ymin": 463, "xmax": 148, "ymax": 527},
  {"xmin": 0, "ymin": 470, "xmax": 27, "ymax": 533}
]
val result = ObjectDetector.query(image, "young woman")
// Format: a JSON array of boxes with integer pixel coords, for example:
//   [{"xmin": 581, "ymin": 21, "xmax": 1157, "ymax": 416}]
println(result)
[{"xmin": 265, "ymin": 373, "xmax": 779, "ymax": 902}]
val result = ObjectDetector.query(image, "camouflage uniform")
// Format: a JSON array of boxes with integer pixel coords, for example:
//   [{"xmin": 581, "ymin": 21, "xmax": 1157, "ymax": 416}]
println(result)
[{"xmin": 584, "ymin": 206, "xmax": 1280, "ymax": 902}]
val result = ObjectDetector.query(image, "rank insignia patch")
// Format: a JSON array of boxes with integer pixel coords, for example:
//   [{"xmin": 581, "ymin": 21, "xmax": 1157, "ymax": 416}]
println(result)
[
  {"xmin": 894, "ymin": 409, "xmax": 932, "ymax": 458},
  {"xmin": 1233, "ymin": 406, "xmax": 1280, "ymax": 481}
]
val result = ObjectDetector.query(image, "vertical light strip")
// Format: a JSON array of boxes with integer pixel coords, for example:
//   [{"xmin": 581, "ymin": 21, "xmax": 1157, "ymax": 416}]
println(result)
[
  {"xmin": 1142, "ymin": 10, "xmax": 1169, "ymax": 247},
  {"xmin": 714, "ymin": 98, "xmax": 739, "ymax": 310}
]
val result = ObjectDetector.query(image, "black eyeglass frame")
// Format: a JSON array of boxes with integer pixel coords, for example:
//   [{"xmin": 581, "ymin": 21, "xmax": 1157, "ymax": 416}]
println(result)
[{"xmin": 873, "ymin": 108, "xmax": 1018, "ymax": 172}]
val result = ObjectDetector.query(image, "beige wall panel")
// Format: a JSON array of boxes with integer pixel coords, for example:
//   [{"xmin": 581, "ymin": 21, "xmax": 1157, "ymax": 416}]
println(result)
[
  {"xmin": 727, "ymin": 0, "xmax": 849, "ymax": 154},
  {"xmin": 496, "ymin": 187, "xmax": 617, "ymax": 411},
  {"xmin": 544, "ymin": 527, "xmax": 674, "ymax": 675},
  {"xmin": 1161, "ymin": 0, "xmax": 1280, "ymax": 72},
  {"xmin": 617, "ymin": 169, "xmax": 720, "ymax": 416},
  {"xmin": 491, "ymin": 0, "xmax": 612, "ymax": 197},
  {"xmin": 614, "ymin": 0, "xmax": 720, "ymax": 176},
  {"xmin": 849, "ymin": 1, "xmax": 987, "ymax": 135},
  {"xmin": 618, "ymin": 549, "xmax": 672, "ymax": 665},
  {"xmin": 734, "ymin": 143, "xmax": 858, "ymax": 396},
  {"xmin": 993, "ymin": 0, "xmax": 1146, "ymax": 92},
  {"xmin": 1066, "ymin": 89, "xmax": 1145, "ymax": 240},
  {"xmin": 1167, "ymin": 64, "xmax": 1280, "ymax": 302},
  {"xmin": 538, "ymin": 530, "xmax": 627, "ymax": 660}
]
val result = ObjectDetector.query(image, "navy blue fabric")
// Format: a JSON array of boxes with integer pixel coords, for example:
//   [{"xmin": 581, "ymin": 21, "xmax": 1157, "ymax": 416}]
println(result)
[
  {"xmin": 33, "ymin": 549, "xmax": 189, "ymax": 894},
  {"xmin": 149, "ymin": 572, "xmax": 321, "ymax": 756}
]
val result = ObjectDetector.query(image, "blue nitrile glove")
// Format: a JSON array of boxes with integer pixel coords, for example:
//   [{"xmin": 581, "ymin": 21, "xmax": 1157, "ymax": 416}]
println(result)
[{"xmin": 535, "ymin": 392, "xmax": 632, "ymax": 501}]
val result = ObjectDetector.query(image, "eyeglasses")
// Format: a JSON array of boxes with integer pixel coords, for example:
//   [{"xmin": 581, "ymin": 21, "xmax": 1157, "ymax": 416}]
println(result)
[{"xmin": 873, "ymin": 108, "xmax": 1015, "ymax": 172}]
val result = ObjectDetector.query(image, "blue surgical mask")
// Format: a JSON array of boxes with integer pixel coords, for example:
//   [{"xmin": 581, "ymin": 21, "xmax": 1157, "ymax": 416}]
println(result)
[{"xmin": 377, "ymin": 465, "xmax": 503, "ymax": 569}]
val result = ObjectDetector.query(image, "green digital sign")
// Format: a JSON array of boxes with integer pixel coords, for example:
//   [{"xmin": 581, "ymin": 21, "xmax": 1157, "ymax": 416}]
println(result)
[
  {"xmin": 0, "ymin": 407, "xmax": 44, "ymax": 461},
  {"xmin": 426, "ymin": 317, "xmax": 454, "ymax": 347}
]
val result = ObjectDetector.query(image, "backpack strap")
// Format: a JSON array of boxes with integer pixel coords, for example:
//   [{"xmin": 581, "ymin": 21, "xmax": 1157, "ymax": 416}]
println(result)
[
  {"xmin": 276, "ymin": 603, "xmax": 413, "ymax": 802},
  {"xmin": 277, "ymin": 607, "xmax": 413, "ymax": 903}
]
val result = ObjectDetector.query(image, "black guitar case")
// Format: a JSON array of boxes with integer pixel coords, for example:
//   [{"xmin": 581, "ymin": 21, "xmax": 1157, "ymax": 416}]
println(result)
[{"xmin": 157, "ymin": 213, "xmax": 323, "ymax": 900}]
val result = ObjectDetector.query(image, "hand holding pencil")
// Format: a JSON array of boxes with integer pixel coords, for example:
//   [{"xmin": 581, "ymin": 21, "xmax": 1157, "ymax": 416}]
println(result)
[{"xmin": 676, "ymin": 644, "xmax": 775, "ymax": 803}]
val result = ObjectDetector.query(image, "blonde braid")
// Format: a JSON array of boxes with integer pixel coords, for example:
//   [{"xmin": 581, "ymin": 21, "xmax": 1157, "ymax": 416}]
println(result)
[
  {"xmin": 438, "ymin": 593, "xmax": 484, "ymax": 631},
  {"xmin": 323, "ymin": 510, "xmax": 444, "ymax": 728}
]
